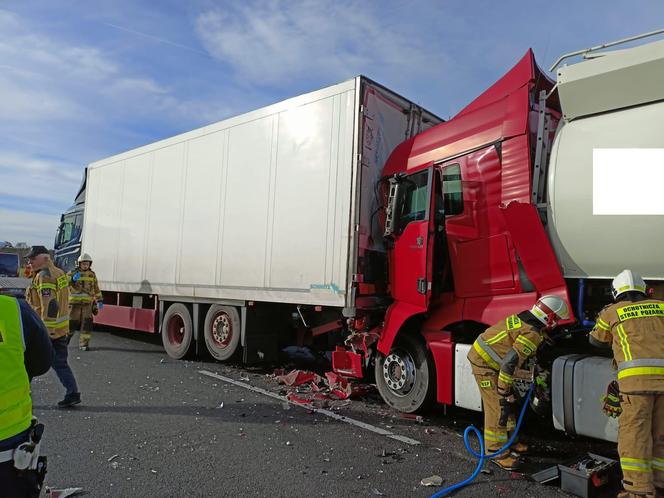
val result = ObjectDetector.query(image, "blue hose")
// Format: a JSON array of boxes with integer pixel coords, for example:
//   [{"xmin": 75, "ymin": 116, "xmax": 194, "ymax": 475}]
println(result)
[{"xmin": 429, "ymin": 383, "xmax": 535, "ymax": 498}]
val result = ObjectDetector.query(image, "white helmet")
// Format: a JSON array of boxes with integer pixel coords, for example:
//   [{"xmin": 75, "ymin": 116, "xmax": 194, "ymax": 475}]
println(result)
[
  {"xmin": 531, "ymin": 295, "xmax": 570, "ymax": 328},
  {"xmin": 78, "ymin": 253, "xmax": 93, "ymax": 264},
  {"xmin": 611, "ymin": 269, "xmax": 646, "ymax": 300}
]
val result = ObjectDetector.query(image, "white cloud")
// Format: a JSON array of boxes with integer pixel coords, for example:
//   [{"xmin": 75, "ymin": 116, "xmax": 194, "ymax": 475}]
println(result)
[
  {"xmin": 195, "ymin": 1, "xmax": 448, "ymax": 87},
  {"xmin": 0, "ymin": 208, "xmax": 62, "ymax": 247}
]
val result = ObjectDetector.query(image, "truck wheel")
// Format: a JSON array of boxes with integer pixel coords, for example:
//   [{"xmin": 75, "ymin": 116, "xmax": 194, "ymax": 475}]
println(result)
[
  {"xmin": 375, "ymin": 334, "xmax": 435, "ymax": 413},
  {"xmin": 203, "ymin": 305, "xmax": 241, "ymax": 361},
  {"xmin": 162, "ymin": 303, "xmax": 193, "ymax": 359}
]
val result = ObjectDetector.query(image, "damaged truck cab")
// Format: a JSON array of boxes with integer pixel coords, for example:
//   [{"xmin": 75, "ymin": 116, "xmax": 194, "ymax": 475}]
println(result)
[{"xmin": 336, "ymin": 36, "xmax": 664, "ymax": 442}]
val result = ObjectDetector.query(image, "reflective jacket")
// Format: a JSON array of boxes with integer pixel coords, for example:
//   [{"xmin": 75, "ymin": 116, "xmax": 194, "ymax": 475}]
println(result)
[
  {"xmin": 0, "ymin": 295, "xmax": 32, "ymax": 442},
  {"xmin": 67, "ymin": 268, "xmax": 101, "ymax": 305},
  {"xmin": 467, "ymin": 312, "xmax": 544, "ymax": 393},
  {"xmin": 25, "ymin": 260, "xmax": 70, "ymax": 339},
  {"xmin": 590, "ymin": 299, "xmax": 664, "ymax": 393}
]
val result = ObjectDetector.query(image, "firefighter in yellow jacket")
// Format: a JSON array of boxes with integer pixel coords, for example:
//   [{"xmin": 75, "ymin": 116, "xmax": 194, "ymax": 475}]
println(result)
[
  {"xmin": 467, "ymin": 295, "xmax": 569, "ymax": 470},
  {"xmin": 590, "ymin": 270, "xmax": 664, "ymax": 498},
  {"xmin": 67, "ymin": 253, "xmax": 102, "ymax": 351},
  {"xmin": 25, "ymin": 245, "xmax": 81, "ymax": 407}
]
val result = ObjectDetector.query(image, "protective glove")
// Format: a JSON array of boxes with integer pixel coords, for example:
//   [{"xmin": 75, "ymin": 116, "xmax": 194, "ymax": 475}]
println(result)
[
  {"xmin": 601, "ymin": 380, "xmax": 622, "ymax": 418},
  {"xmin": 71, "ymin": 271, "xmax": 81, "ymax": 283},
  {"xmin": 499, "ymin": 393, "xmax": 517, "ymax": 427}
]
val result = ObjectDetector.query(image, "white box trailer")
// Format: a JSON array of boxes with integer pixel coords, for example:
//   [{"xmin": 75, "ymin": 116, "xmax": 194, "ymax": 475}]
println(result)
[{"xmin": 83, "ymin": 76, "xmax": 442, "ymax": 359}]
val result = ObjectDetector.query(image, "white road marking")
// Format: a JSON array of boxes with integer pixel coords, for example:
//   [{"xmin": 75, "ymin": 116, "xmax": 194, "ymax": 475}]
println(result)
[{"xmin": 198, "ymin": 369, "xmax": 421, "ymax": 446}]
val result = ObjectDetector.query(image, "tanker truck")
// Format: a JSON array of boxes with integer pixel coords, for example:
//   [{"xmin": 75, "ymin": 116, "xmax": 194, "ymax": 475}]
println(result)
[{"xmin": 70, "ymin": 32, "xmax": 664, "ymax": 443}]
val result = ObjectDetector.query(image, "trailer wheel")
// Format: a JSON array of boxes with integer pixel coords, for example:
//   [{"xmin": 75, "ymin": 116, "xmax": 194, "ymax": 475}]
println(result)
[
  {"xmin": 203, "ymin": 305, "xmax": 241, "ymax": 361},
  {"xmin": 162, "ymin": 303, "xmax": 193, "ymax": 359},
  {"xmin": 374, "ymin": 333, "xmax": 435, "ymax": 413}
]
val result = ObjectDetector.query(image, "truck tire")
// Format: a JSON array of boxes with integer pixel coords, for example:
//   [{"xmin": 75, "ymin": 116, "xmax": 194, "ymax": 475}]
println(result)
[
  {"xmin": 374, "ymin": 333, "xmax": 435, "ymax": 413},
  {"xmin": 162, "ymin": 303, "xmax": 193, "ymax": 359},
  {"xmin": 203, "ymin": 305, "xmax": 241, "ymax": 361}
]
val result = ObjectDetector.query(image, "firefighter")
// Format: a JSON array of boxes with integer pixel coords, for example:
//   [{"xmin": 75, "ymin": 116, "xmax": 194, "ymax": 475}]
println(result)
[
  {"xmin": 0, "ymin": 285, "xmax": 54, "ymax": 497},
  {"xmin": 590, "ymin": 269, "xmax": 664, "ymax": 498},
  {"xmin": 467, "ymin": 295, "xmax": 569, "ymax": 470},
  {"xmin": 25, "ymin": 245, "xmax": 81, "ymax": 408},
  {"xmin": 67, "ymin": 253, "xmax": 103, "ymax": 351}
]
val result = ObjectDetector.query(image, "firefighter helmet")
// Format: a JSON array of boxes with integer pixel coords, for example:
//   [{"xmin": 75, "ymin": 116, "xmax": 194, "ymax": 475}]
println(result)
[
  {"xmin": 611, "ymin": 269, "xmax": 647, "ymax": 300},
  {"xmin": 78, "ymin": 253, "xmax": 93, "ymax": 264},
  {"xmin": 531, "ymin": 295, "xmax": 569, "ymax": 328}
]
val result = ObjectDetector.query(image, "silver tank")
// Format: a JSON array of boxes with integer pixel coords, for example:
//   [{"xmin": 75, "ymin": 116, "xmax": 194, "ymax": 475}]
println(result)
[{"xmin": 546, "ymin": 38, "xmax": 664, "ymax": 280}]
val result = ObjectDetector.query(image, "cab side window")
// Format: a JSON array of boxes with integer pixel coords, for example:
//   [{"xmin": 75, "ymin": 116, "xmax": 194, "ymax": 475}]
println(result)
[
  {"xmin": 396, "ymin": 170, "xmax": 429, "ymax": 234},
  {"xmin": 442, "ymin": 164, "xmax": 463, "ymax": 215}
]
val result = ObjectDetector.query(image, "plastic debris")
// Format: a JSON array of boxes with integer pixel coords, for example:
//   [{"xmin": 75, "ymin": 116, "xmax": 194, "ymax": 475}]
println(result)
[
  {"xmin": 217, "ymin": 402, "xmax": 224, "ymax": 409},
  {"xmin": 46, "ymin": 488, "xmax": 84, "ymax": 498},
  {"xmin": 273, "ymin": 368, "xmax": 376, "ymax": 407},
  {"xmin": 371, "ymin": 489, "xmax": 386, "ymax": 496},
  {"xmin": 240, "ymin": 374, "xmax": 250, "ymax": 381},
  {"xmin": 110, "ymin": 462, "xmax": 119, "ymax": 469},
  {"xmin": 286, "ymin": 441, "xmax": 292, "ymax": 446},
  {"xmin": 420, "ymin": 475, "xmax": 444, "ymax": 487},
  {"xmin": 400, "ymin": 413, "xmax": 424, "ymax": 423},
  {"xmin": 150, "ymin": 469, "xmax": 157, "ymax": 474},
  {"xmin": 107, "ymin": 454, "xmax": 119, "ymax": 462}
]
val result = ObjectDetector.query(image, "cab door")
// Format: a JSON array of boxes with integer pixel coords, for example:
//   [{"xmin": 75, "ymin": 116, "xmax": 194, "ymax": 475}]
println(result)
[{"xmin": 387, "ymin": 168, "xmax": 433, "ymax": 310}]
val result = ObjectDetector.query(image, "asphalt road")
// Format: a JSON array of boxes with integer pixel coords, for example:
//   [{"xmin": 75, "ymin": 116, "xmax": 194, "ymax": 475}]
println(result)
[{"xmin": 31, "ymin": 329, "xmax": 620, "ymax": 497}]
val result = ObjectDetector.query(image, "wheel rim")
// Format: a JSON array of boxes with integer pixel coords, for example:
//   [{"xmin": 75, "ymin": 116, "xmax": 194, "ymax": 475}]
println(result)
[
  {"xmin": 167, "ymin": 314, "xmax": 185, "ymax": 346},
  {"xmin": 211, "ymin": 312, "xmax": 233, "ymax": 349},
  {"xmin": 382, "ymin": 348, "xmax": 416, "ymax": 396}
]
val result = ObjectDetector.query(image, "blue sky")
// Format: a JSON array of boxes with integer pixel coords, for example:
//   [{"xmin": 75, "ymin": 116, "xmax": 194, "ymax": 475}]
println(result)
[{"xmin": 1, "ymin": 0, "xmax": 663, "ymax": 246}]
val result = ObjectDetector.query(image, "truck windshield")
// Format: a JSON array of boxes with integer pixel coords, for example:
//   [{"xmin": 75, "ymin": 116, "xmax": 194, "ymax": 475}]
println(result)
[
  {"xmin": 56, "ymin": 213, "xmax": 83, "ymax": 248},
  {"xmin": 0, "ymin": 253, "xmax": 19, "ymax": 277}
]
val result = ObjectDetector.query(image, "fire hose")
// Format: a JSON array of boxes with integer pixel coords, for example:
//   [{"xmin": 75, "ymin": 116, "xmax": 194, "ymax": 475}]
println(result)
[{"xmin": 429, "ymin": 383, "xmax": 535, "ymax": 498}]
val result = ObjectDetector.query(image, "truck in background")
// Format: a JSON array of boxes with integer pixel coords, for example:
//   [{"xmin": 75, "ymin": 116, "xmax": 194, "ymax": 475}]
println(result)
[
  {"xmin": 53, "ymin": 170, "xmax": 86, "ymax": 273},
  {"xmin": 56, "ymin": 32, "xmax": 664, "ymax": 444}
]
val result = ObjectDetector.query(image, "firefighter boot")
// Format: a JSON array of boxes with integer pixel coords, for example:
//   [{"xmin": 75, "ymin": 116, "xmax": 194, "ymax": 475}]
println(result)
[
  {"xmin": 491, "ymin": 452, "xmax": 523, "ymax": 471},
  {"xmin": 617, "ymin": 492, "xmax": 655, "ymax": 498},
  {"xmin": 510, "ymin": 441, "xmax": 529, "ymax": 454}
]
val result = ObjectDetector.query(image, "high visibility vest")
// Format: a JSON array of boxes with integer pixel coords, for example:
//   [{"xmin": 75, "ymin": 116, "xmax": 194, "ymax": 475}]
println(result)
[{"xmin": 0, "ymin": 296, "xmax": 32, "ymax": 441}]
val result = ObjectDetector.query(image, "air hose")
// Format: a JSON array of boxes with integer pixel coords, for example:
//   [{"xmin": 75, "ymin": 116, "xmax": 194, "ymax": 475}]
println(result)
[{"xmin": 429, "ymin": 383, "xmax": 535, "ymax": 498}]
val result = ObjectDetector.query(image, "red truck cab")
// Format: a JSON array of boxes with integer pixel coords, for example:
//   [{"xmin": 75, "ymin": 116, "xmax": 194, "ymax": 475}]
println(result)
[{"xmin": 342, "ymin": 51, "xmax": 577, "ymax": 413}]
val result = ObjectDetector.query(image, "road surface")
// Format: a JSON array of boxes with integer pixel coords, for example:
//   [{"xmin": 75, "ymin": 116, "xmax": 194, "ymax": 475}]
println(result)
[{"xmin": 32, "ymin": 329, "xmax": 619, "ymax": 497}]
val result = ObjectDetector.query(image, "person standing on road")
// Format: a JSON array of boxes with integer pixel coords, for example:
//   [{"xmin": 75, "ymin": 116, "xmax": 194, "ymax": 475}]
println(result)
[
  {"xmin": 0, "ymin": 286, "xmax": 54, "ymax": 497},
  {"xmin": 467, "ymin": 295, "xmax": 569, "ymax": 471},
  {"xmin": 25, "ymin": 245, "xmax": 81, "ymax": 408},
  {"xmin": 590, "ymin": 269, "xmax": 664, "ymax": 498},
  {"xmin": 67, "ymin": 253, "xmax": 103, "ymax": 351}
]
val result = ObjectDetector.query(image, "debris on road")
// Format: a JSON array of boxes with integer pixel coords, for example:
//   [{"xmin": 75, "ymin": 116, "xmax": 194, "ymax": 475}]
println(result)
[
  {"xmin": 107, "ymin": 454, "xmax": 119, "ymax": 462},
  {"xmin": 46, "ymin": 487, "xmax": 84, "ymax": 498},
  {"xmin": 399, "ymin": 413, "xmax": 424, "ymax": 423},
  {"xmin": 110, "ymin": 461, "xmax": 119, "ymax": 470},
  {"xmin": 273, "ymin": 368, "xmax": 376, "ymax": 408},
  {"xmin": 420, "ymin": 475, "xmax": 444, "ymax": 487},
  {"xmin": 216, "ymin": 402, "xmax": 224, "ymax": 409}
]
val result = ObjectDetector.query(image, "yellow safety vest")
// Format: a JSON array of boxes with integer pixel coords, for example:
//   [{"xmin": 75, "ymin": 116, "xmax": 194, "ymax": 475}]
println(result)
[{"xmin": 0, "ymin": 295, "xmax": 32, "ymax": 441}]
